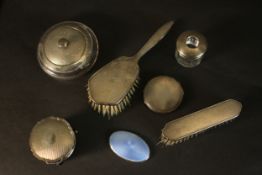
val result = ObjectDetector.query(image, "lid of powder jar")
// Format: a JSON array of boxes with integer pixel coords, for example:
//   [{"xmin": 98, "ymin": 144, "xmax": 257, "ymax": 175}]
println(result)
[
  {"xmin": 37, "ymin": 21, "xmax": 99, "ymax": 79},
  {"xmin": 29, "ymin": 116, "xmax": 76, "ymax": 164}
]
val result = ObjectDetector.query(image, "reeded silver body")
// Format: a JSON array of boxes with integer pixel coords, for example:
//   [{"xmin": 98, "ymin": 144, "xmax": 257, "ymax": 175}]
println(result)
[
  {"xmin": 29, "ymin": 117, "xmax": 76, "ymax": 164},
  {"xmin": 37, "ymin": 21, "xmax": 99, "ymax": 79},
  {"xmin": 175, "ymin": 31, "xmax": 207, "ymax": 68},
  {"xmin": 161, "ymin": 99, "xmax": 242, "ymax": 145}
]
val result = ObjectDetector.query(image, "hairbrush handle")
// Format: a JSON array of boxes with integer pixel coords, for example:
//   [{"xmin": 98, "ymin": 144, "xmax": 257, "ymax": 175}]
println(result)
[{"xmin": 134, "ymin": 20, "xmax": 174, "ymax": 62}]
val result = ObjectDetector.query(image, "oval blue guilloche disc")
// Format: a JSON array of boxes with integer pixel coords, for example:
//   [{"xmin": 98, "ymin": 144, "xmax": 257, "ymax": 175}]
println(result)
[{"xmin": 109, "ymin": 131, "xmax": 150, "ymax": 162}]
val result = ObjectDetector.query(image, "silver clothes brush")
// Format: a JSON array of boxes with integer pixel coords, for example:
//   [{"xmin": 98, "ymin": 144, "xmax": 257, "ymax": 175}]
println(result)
[
  {"xmin": 87, "ymin": 21, "xmax": 174, "ymax": 117},
  {"xmin": 160, "ymin": 99, "xmax": 242, "ymax": 146}
]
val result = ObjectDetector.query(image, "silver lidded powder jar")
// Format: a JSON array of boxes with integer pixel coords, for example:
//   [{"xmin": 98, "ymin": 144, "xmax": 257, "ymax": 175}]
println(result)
[
  {"xmin": 29, "ymin": 117, "xmax": 76, "ymax": 165},
  {"xmin": 37, "ymin": 21, "xmax": 99, "ymax": 79}
]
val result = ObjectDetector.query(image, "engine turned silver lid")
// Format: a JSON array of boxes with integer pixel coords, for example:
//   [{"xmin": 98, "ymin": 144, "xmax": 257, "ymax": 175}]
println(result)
[
  {"xmin": 29, "ymin": 116, "xmax": 76, "ymax": 165},
  {"xmin": 37, "ymin": 21, "xmax": 99, "ymax": 79}
]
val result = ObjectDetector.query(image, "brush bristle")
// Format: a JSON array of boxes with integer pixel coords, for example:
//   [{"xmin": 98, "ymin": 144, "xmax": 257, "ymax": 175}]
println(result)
[
  {"xmin": 87, "ymin": 78, "xmax": 139, "ymax": 118},
  {"xmin": 160, "ymin": 118, "xmax": 236, "ymax": 146}
]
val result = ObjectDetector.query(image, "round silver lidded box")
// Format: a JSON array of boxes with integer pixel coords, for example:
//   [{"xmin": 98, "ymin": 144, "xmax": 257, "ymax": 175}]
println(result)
[
  {"xmin": 37, "ymin": 21, "xmax": 99, "ymax": 79},
  {"xmin": 143, "ymin": 76, "xmax": 184, "ymax": 114},
  {"xmin": 175, "ymin": 31, "xmax": 207, "ymax": 68},
  {"xmin": 29, "ymin": 116, "xmax": 76, "ymax": 165}
]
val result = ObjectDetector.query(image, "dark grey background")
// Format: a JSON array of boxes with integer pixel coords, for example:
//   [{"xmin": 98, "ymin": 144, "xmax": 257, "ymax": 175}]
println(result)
[{"xmin": 0, "ymin": 0, "xmax": 261, "ymax": 174}]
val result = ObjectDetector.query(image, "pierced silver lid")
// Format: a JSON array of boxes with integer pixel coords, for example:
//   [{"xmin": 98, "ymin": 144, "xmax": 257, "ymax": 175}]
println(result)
[
  {"xmin": 175, "ymin": 31, "xmax": 207, "ymax": 68},
  {"xmin": 29, "ymin": 117, "xmax": 76, "ymax": 164},
  {"xmin": 37, "ymin": 21, "xmax": 99, "ymax": 79}
]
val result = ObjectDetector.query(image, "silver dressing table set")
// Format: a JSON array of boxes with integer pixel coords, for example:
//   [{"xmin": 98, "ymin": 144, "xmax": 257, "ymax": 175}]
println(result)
[{"xmin": 29, "ymin": 20, "xmax": 242, "ymax": 164}]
